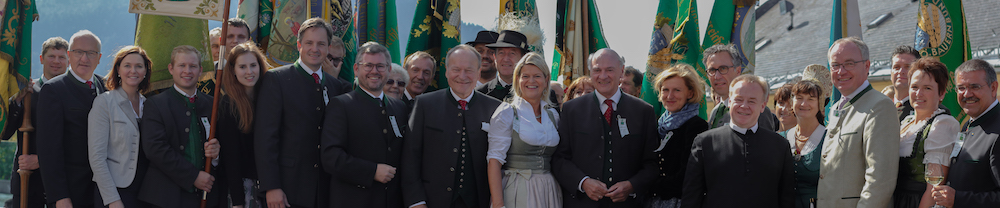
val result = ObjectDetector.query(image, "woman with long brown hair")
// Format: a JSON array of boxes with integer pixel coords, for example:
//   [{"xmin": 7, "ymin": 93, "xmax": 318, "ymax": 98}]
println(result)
[
  {"xmin": 88, "ymin": 45, "xmax": 152, "ymax": 207},
  {"xmin": 217, "ymin": 42, "xmax": 270, "ymax": 208}
]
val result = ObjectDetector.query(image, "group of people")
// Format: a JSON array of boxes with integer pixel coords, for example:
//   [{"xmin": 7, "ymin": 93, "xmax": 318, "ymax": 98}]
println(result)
[{"xmin": 0, "ymin": 15, "xmax": 997, "ymax": 208}]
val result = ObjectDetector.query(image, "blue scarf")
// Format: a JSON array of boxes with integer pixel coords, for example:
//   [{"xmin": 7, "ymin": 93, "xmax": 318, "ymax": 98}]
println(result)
[{"xmin": 658, "ymin": 103, "xmax": 700, "ymax": 137}]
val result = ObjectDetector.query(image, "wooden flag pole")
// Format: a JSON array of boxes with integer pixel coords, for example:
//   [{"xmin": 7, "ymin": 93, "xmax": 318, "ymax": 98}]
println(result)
[
  {"xmin": 17, "ymin": 90, "xmax": 33, "ymax": 208},
  {"xmin": 202, "ymin": 0, "xmax": 230, "ymax": 207}
]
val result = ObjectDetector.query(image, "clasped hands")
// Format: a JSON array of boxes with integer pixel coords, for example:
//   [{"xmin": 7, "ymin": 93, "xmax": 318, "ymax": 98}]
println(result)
[{"xmin": 582, "ymin": 178, "xmax": 633, "ymax": 202}]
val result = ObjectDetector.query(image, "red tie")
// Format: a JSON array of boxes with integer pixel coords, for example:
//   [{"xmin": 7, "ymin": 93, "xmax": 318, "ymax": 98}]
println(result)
[
  {"xmin": 458, "ymin": 100, "xmax": 468, "ymax": 110},
  {"xmin": 189, "ymin": 96, "xmax": 196, "ymax": 104},
  {"xmin": 86, "ymin": 81, "xmax": 93, "ymax": 89},
  {"xmin": 604, "ymin": 99, "xmax": 614, "ymax": 126},
  {"xmin": 312, "ymin": 73, "xmax": 320, "ymax": 84}
]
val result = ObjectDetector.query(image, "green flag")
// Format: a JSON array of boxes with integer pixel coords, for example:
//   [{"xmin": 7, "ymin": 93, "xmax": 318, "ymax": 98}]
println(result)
[
  {"xmin": 404, "ymin": 0, "xmax": 460, "ymax": 91},
  {"xmin": 499, "ymin": 0, "xmax": 544, "ymax": 54},
  {"xmin": 639, "ymin": 0, "xmax": 705, "ymax": 118},
  {"xmin": 0, "ymin": 0, "xmax": 36, "ymax": 139},
  {"xmin": 359, "ymin": 0, "xmax": 401, "ymax": 63},
  {"xmin": 134, "ymin": 14, "xmax": 214, "ymax": 91},
  {"xmin": 827, "ymin": 0, "xmax": 862, "ymax": 123},
  {"xmin": 237, "ymin": 0, "xmax": 274, "ymax": 48},
  {"xmin": 551, "ymin": 0, "xmax": 609, "ymax": 84},
  {"xmin": 915, "ymin": 0, "xmax": 971, "ymax": 120}
]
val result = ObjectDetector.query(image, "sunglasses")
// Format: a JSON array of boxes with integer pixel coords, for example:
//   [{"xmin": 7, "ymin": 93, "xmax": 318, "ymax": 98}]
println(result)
[{"xmin": 386, "ymin": 79, "xmax": 406, "ymax": 87}]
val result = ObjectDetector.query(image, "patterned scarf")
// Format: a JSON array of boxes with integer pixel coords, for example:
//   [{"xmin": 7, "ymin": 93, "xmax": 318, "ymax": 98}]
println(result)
[{"xmin": 658, "ymin": 103, "xmax": 700, "ymax": 137}]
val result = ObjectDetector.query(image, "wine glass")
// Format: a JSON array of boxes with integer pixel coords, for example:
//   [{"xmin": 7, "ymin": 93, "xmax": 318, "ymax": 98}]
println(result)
[{"xmin": 925, "ymin": 164, "xmax": 944, "ymax": 208}]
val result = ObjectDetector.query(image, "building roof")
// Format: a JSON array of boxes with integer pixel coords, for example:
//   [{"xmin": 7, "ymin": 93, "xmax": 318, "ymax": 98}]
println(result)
[{"xmin": 754, "ymin": 0, "xmax": 1000, "ymax": 89}]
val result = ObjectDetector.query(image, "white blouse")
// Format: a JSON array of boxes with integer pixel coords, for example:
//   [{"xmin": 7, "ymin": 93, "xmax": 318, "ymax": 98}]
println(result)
[
  {"xmin": 899, "ymin": 109, "xmax": 960, "ymax": 166},
  {"xmin": 486, "ymin": 97, "xmax": 560, "ymax": 164},
  {"xmin": 785, "ymin": 125, "xmax": 826, "ymax": 156}
]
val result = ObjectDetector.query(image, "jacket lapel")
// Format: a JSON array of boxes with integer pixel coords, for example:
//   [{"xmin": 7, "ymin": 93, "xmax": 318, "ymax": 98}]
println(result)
[{"xmin": 115, "ymin": 89, "xmax": 140, "ymax": 130}]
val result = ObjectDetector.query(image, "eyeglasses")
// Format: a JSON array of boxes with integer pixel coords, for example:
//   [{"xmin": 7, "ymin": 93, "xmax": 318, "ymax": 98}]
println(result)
[
  {"xmin": 386, "ymin": 79, "xmax": 406, "ymax": 87},
  {"xmin": 69, "ymin": 49, "xmax": 100, "ymax": 58},
  {"xmin": 830, "ymin": 60, "xmax": 868, "ymax": 70},
  {"xmin": 359, "ymin": 62, "xmax": 388, "ymax": 72},
  {"xmin": 956, "ymin": 84, "xmax": 984, "ymax": 92},
  {"xmin": 328, "ymin": 55, "xmax": 344, "ymax": 65},
  {"xmin": 707, "ymin": 65, "xmax": 734, "ymax": 76}
]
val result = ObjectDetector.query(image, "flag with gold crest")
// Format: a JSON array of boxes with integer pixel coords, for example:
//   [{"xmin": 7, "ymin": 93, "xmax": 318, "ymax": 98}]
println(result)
[
  {"xmin": 405, "ymin": 0, "xmax": 461, "ymax": 91},
  {"xmin": 0, "ymin": 0, "xmax": 36, "ymax": 138},
  {"xmin": 915, "ymin": 0, "xmax": 970, "ymax": 120}
]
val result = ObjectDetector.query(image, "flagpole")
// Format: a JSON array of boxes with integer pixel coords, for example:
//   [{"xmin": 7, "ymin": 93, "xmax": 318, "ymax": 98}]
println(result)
[{"xmin": 203, "ymin": 0, "xmax": 230, "ymax": 207}]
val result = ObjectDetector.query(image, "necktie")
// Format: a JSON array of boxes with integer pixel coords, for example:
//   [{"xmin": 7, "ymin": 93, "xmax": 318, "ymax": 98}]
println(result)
[
  {"xmin": 86, "ymin": 81, "xmax": 93, "ymax": 89},
  {"xmin": 189, "ymin": 96, "xmax": 196, "ymax": 104},
  {"xmin": 604, "ymin": 99, "xmax": 614, "ymax": 126},
  {"xmin": 312, "ymin": 73, "xmax": 320, "ymax": 84},
  {"xmin": 458, "ymin": 100, "xmax": 468, "ymax": 110}
]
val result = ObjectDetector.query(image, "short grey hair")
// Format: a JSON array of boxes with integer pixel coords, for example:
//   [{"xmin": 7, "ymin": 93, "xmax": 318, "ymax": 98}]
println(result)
[
  {"xmin": 702, "ymin": 44, "xmax": 742, "ymax": 68},
  {"xmin": 445, "ymin": 44, "xmax": 482, "ymax": 69},
  {"xmin": 586, "ymin": 48, "xmax": 625, "ymax": 71},
  {"xmin": 956, "ymin": 59, "xmax": 997, "ymax": 84},
  {"xmin": 70, "ymin": 30, "xmax": 102, "ymax": 51},
  {"xmin": 390, "ymin": 63, "xmax": 409, "ymax": 81},
  {"xmin": 829, "ymin": 36, "xmax": 869, "ymax": 60}
]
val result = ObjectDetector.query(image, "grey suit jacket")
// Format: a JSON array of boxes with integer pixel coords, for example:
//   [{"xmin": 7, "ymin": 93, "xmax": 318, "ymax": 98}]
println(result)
[
  {"xmin": 817, "ymin": 85, "xmax": 899, "ymax": 208},
  {"xmin": 88, "ymin": 88, "xmax": 144, "ymax": 205}
]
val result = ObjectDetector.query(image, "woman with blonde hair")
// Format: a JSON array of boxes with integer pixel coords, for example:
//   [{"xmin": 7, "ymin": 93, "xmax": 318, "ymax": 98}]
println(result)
[
  {"xmin": 487, "ymin": 52, "xmax": 562, "ymax": 208},
  {"xmin": 646, "ymin": 63, "xmax": 709, "ymax": 208},
  {"xmin": 89, "ymin": 46, "xmax": 152, "ymax": 207}
]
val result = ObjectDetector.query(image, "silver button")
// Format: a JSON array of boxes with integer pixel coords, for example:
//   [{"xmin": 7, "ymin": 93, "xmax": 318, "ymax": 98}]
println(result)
[
  {"xmin": 450, "ymin": 167, "xmax": 455, "ymax": 172},
  {"xmin": 185, "ymin": 111, "xmax": 191, "ymax": 116},
  {"xmin": 447, "ymin": 187, "xmax": 452, "ymax": 191},
  {"xmin": 179, "ymin": 145, "xmax": 185, "ymax": 150},
  {"xmin": 316, "ymin": 107, "xmax": 321, "ymax": 111},
  {"xmin": 383, "ymin": 129, "xmax": 388, "ymax": 134},
  {"xmin": 381, "ymin": 110, "xmax": 386, "ymax": 115},
  {"xmin": 318, "ymin": 126, "xmax": 322, "ymax": 130},
  {"xmin": 314, "ymin": 164, "xmax": 319, "ymax": 168},
  {"xmin": 458, "ymin": 113, "xmax": 462, "ymax": 117},
  {"xmin": 453, "ymin": 148, "xmax": 458, "ymax": 152},
  {"xmin": 184, "ymin": 128, "xmax": 190, "ymax": 132},
  {"xmin": 317, "ymin": 145, "xmax": 321, "ymax": 149}
]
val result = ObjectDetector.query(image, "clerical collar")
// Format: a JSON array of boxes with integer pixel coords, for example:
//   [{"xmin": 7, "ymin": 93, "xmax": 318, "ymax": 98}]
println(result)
[
  {"xmin": 404, "ymin": 89, "xmax": 416, "ymax": 100},
  {"xmin": 174, "ymin": 85, "xmax": 196, "ymax": 98},
  {"xmin": 970, "ymin": 100, "xmax": 999, "ymax": 123},
  {"xmin": 69, "ymin": 68, "xmax": 94, "ymax": 84},
  {"xmin": 450, "ymin": 88, "xmax": 473, "ymax": 103},
  {"xmin": 729, "ymin": 122, "xmax": 759, "ymax": 135},
  {"xmin": 841, "ymin": 80, "xmax": 871, "ymax": 101},
  {"xmin": 297, "ymin": 59, "xmax": 322, "ymax": 82}
]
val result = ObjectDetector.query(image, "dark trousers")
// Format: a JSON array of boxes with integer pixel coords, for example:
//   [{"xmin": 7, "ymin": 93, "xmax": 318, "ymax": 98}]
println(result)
[{"xmin": 6, "ymin": 170, "xmax": 46, "ymax": 208}]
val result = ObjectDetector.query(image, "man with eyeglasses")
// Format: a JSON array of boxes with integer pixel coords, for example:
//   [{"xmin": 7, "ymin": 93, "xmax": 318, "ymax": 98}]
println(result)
[
  {"xmin": 255, "ymin": 17, "xmax": 352, "ymax": 208},
  {"xmin": 816, "ymin": 37, "xmax": 899, "ymax": 208},
  {"xmin": 931, "ymin": 59, "xmax": 1000, "ymax": 207},
  {"xmin": 36, "ymin": 30, "xmax": 108, "ymax": 208},
  {"xmin": 702, "ymin": 44, "xmax": 779, "ymax": 131},
  {"xmin": 321, "ymin": 41, "xmax": 408, "ymax": 207},
  {"xmin": 2, "ymin": 36, "xmax": 69, "ymax": 208},
  {"xmin": 323, "ymin": 36, "xmax": 347, "ymax": 79}
]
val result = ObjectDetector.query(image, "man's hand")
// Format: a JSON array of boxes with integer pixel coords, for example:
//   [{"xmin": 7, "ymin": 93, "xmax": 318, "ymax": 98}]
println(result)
[
  {"xmin": 605, "ymin": 181, "xmax": 634, "ymax": 202},
  {"xmin": 204, "ymin": 138, "xmax": 220, "ymax": 159},
  {"xmin": 266, "ymin": 189, "xmax": 291, "ymax": 208},
  {"xmin": 582, "ymin": 178, "xmax": 608, "ymax": 202},
  {"xmin": 18, "ymin": 154, "xmax": 38, "ymax": 170},
  {"xmin": 55, "ymin": 198, "xmax": 72, "ymax": 208},
  {"xmin": 375, "ymin": 163, "xmax": 397, "ymax": 184},
  {"xmin": 932, "ymin": 185, "xmax": 955, "ymax": 208},
  {"xmin": 13, "ymin": 80, "xmax": 34, "ymax": 105},
  {"xmin": 194, "ymin": 171, "xmax": 215, "ymax": 192},
  {"xmin": 108, "ymin": 200, "xmax": 124, "ymax": 208}
]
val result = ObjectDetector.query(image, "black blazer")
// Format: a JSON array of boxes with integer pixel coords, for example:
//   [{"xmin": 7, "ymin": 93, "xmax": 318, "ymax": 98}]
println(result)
[
  {"xmin": 950, "ymin": 105, "xmax": 1000, "ymax": 207},
  {"xmin": 476, "ymin": 78, "xmax": 511, "ymax": 101},
  {"xmin": 682, "ymin": 127, "xmax": 795, "ymax": 208},
  {"xmin": 217, "ymin": 95, "xmax": 258, "ymax": 206},
  {"xmin": 35, "ymin": 73, "xmax": 106, "ymax": 205},
  {"xmin": 402, "ymin": 89, "xmax": 501, "ymax": 208},
  {"xmin": 137, "ymin": 87, "xmax": 225, "ymax": 208},
  {"xmin": 254, "ymin": 63, "xmax": 351, "ymax": 207},
  {"xmin": 649, "ymin": 116, "xmax": 709, "ymax": 200},
  {"xmin": 551, "ymin": 92, "xmax": 659, "ymax": 208},
  {"xmin": 321, "ymin": 90, "xmax": 408, "ymax": 208}
]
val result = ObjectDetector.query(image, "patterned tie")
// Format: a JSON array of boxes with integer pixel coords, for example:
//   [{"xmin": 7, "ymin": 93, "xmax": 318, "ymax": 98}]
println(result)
[
  {"xmin": 458, "ymin": 100, "xmax": 468, "ymax": 110},
  {"xmin": 189, "ymin": 96, "xmax": 196, "ymax": 104},
  {"xmin": 86, "ymin": 81, "xmax": 93, "ymax": 89},
  {"xmin": 604, "ymin": 99, "xmax": 614, "ymax": 126},
  {"xmin": 312, "ymin": 73, "xmax": 320, "ymax": 84}
]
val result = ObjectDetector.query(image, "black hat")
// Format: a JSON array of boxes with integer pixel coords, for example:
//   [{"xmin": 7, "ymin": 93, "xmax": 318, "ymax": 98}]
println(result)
[
  {"xmin": 487, "ymin": 30, "xmax": 530, "ymax": 53},
  {"xmin": 466, "ymin": 31, "xmax": 500, "ymax": 45}
]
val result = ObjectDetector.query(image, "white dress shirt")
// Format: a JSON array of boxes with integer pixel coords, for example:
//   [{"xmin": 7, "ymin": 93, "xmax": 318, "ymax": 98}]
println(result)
[
  {"xmin": 899, "ymin": 109, "xmax": 959, "ymax": 165},
  {"xmin": 487, "ymin": 97, "xmax": 560, "ymax": 164}
]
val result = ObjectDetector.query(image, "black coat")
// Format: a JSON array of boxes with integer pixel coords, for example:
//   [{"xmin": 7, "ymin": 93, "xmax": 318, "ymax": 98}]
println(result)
[
  {"xmin": 36, "ymin": 73, "xmax": 106, "ymax": 206},
  {"xmin": 649, "ymin": 116, "xmax": 709, "ymax": 200},
  {"xmin": 321, "ymin": 90, "xmax": 409, "ymax": 208},
  {"xmin": 402, "ymin": 89, "xmax": 501, "ymax": 208},
  {"xmin": 681, "ymin": 127, "xmax": 795, "ymax": 208},
  {"xmin": 137, "ymin": 87, "xmax": 225, "ymax": 208},
  {"xmin": 950, "ymin": 105, "xmax": 1000, "ymax": 207},
  {"xmin": 217, "ymin": 95, "xmax": 258, "ymax": 206},
  {"xmin": 254, "ymin": 63, "xmax": 351, "ymax": 208},
  {"xmin": 551, "ymin": 92, "xmax": 659, "ymax": 208},
  {"xmin": 476, "ymin": 78, "xmax": 511, "ymax": 101}
]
